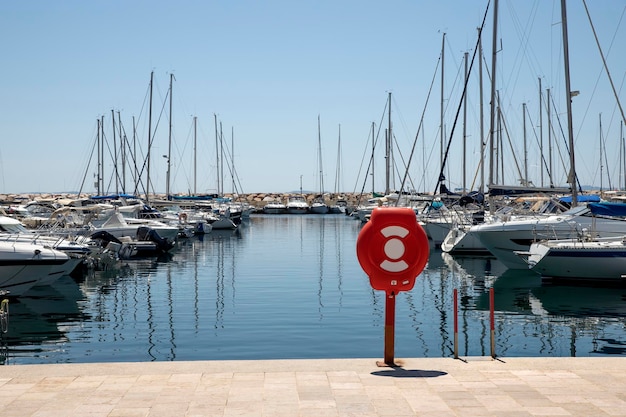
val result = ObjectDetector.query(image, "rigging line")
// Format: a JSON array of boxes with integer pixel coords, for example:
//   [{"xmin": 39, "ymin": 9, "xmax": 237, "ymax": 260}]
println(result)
[
  {"xmin": 496, "ymin": 98, "xmax": 524, "ymax": 183},
  {"xmin": 354, "ymin": 96, "xmax": 390, "ymax": 205},
  {"xmin": 582, "ymin": 0, "xmax": 626, "ymax": 128},
  {"xmin": 524, "ymin": 110, "xmax": 554, "ymax": 186},
  {"xmin": 548, "ymin": 92, "xmax": 582, "ymax": 192},
  {"xmin": 395, "ymin": 50, "xmax": 441, "ymax": 205},
  {"xmin": 77, "ymin": 121, "xmax": 100, "ymax": 196},
  {"xmin": 432, "ymin": 0, "xmax": 491, "ymax": 196},
  {"xmin": 502, "ymin": 0, "xmax": 543, "ymax": 100},
  {"xmin": 351, "ymin": 123, "xmax": 376, "ymax": 195}
]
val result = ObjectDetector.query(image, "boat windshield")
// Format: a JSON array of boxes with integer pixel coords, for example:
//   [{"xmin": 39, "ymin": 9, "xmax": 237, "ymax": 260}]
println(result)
[{"xmin": 561, "ymin": 205, "xmax": 591, "ymax": 216}]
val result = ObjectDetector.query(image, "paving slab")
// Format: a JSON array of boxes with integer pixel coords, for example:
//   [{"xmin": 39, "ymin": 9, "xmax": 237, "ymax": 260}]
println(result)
[{"xmin": 0, "ymin": 357, "xmax": 625, "ymax": 416}]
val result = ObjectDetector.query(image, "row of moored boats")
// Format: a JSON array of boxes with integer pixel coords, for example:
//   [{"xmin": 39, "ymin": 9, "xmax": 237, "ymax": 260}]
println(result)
[
  {"xmin": 0, "ymin": 194, "xmax": 251, "ymax": 297},
  {"xmin": 353, "ymin": 191, "xmax": 626, "ymax": 284}
]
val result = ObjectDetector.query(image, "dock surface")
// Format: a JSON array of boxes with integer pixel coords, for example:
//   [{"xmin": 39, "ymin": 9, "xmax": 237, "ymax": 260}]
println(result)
[{"xmin": 0, "ymin": 357, "xmax": 625, "ymax": 416}]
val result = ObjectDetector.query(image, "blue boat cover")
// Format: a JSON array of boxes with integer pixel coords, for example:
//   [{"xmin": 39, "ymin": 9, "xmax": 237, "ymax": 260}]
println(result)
[
  {"xmin": 90, "ymin": 194, "xmax": 137, "ymax": 200},
  {"xmin": 588, "ymin": 202, "xmax": 626, "ymax": 216},
  {"xmin": 559, "ymin": 194, "xmax": 601, "ymax": 204}
]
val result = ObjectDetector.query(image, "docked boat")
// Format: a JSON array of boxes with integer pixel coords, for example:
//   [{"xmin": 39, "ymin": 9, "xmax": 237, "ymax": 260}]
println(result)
[
  {"xmin": 90, "ymin": 212, "xmax": 180, "ymax": 242},
  {"xmin": 0, "ymin": 215, "xmax": 93, "ymax": 280},
  {"xmin": 519, "ymin": 234, "xmax": 626, "ymax": 282},
  {"xmin": 262, "ymin": 200, "xmax": 287, "ymax": 214},
  {"xmin": 309, "ymin": 195, "xmax": 329, "ymax": 214},
  {"xmin": 90, "ymin": 226, "xmax": 175, "ymax": 260},
  {"xmin": 286, "ymin": 195, "xmax": 309, "ymax": 214},
  {"xmin": 471, "ymin": 201, "xmax": 626, "ymax": 270},
  {"xmin": 0, "ymin": 240, "xmax": 70, "ymax": 296}
]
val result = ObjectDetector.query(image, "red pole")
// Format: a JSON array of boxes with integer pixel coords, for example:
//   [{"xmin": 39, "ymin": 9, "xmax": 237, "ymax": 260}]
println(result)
[
  {"xmin": 382, "ymin": 291, "xmax": 396, "ymax": 367},
  {"xmin": 490, "ymin": 287, "xmax": 495, "ymax": 358},
  {"xmin": 453, "ymin": 288, "xmax": 458, "ymax": 359}
]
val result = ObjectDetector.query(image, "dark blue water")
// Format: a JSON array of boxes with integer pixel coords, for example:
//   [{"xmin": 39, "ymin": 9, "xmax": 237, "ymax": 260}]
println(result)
[{"xmin": 3, "ymin": 214, "xmax": 626, "ymax": 365}]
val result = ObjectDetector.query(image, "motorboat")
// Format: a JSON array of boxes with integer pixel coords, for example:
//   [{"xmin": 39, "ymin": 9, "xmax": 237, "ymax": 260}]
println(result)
[
  {"xmin": 472, "ymin": 202, "xmax": 626, "ymax": 270},
  {"xmin": 286, "ymin": 195, "xmax": 309, "ymax": 214},
  {"xmin": 0, "ymin": 240, "xmax": 70, "ymax": 296},
  {"xmin": 518, "ymin": 234, "xmax": 626, "ymax": 282},
  {"xmin": 0, "ymin": 215, "xmax": 93, "ymax": 281},
  {"xmin": 91, "ymin": 226, "xmax": 175, "ymax": 260},
  {"xmin": 90, "ymin": 212, "xmax": 179, "ymax": 242},
  {"xmin": 262, "ymin": 200, "xmax": 287, "ymax": 214}
]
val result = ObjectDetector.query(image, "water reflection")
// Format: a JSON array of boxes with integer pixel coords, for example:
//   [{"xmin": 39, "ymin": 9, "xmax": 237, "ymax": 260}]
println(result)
[
  {"xmin": 443, "ymin": 251, "xmax": 626, "ymax": 357},
  {"xmin": 0, "ymin": 276, "xmax": 88, "ymax": 364},
  {"xmin": 3, "ymin": 215, "xmax": 626, "ymax": 364}
]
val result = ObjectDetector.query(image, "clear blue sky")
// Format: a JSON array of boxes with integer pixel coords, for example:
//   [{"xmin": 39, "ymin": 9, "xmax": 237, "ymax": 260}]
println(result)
[{"xmin": 1, "ymin": 1, "xmax": 624, "ymax": 196}]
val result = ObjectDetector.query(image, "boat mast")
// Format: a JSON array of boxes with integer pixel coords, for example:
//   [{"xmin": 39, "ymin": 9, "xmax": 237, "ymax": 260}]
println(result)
[
  {"xmin": 386, "ymin": 92, "xmax": 392, "ymax": 195},
  {"xmin": 539, "ymin": 78, "xmax": 544, "ymax": 187},
  {"xmin": 479, "ymin": 26, "xmax": 485, "ymax": 194},
  {"xmin": 231, "ymin": 126, "xmax": 235, "ymax": 194},
  {"xmin": 118, "ymin": 111, "xmax": 126, "ymax": 194},
  {"xmin": 334, "ymin": 124, "xmax": 342, "ymax": 194},
  {"xmin": 318, "ymin": 114, "xmax": 325, "ymax": 196},
  {"xmin": 112, "ymin": 109, "xmax": 118, "ymax": 195},
  {"xmin": 440, "ymin": 33, "xmax": 445, "ymax": 173},
  {"xmin": 488, "ymin": 0, "xmax": 498, "ymax": 214},
  {"xmin": 147, "ymin": 71, "xmax": 154, "ymax": 203},
  {"xmin": 523, "ymin": 103, "xmax": 528, "ymax": 185},
  {"xmin": 619, "ymin": 121, "xmax": 626, "ymax": 191},
  {"xmin": 371, "ymin": 121, "xmax": 375, "ymax": 194},
  {"xmin": 599, "ymin": 113, "xmax": 603, "ymax": 195},
  {"xmin": 561, "ymin": 0, "xmax": 577, "ymax": 206},
  {"xmin": 194, "ymin": 116, "xmax": 198, "ymax": 195},
  {"xmin": 463, "ymin": 51, "xmax": 468, "ymax": 194},
  {"xmin": 547, "ymin": 88, "xmax": 554, "ymax": 186},
  {"xmin": 96, "ymin": 118, "xmax": 102, "ymax": 195},
  {"xmin": 166, "ymin": 73, "xmax": 173, "ymax": 199},
  {"xmin": 214, "ymin": 113, "xmax": 220, "ymax": 197}
]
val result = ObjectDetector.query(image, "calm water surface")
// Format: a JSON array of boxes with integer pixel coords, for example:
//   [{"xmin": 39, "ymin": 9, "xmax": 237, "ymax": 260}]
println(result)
[{"xmin": 3, "ymin": 214, "xmax": 626, "ymax": 365}]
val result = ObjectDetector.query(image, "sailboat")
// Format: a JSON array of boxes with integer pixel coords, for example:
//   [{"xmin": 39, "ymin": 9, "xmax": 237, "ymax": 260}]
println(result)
[
  {"xmin": 471, "ymin": 0, "xmax": 620, "ymax": 270},
  {"xmin": 310, "ymin": 115, "xmax": 329, "ymax": 214}
]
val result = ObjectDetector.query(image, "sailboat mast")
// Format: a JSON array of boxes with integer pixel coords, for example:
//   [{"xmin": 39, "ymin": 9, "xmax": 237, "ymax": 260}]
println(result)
[
  {"xmin": 112, "ymin": 109, "xmax": 118, "ymax": 195},
  {"xmin": 386, "ymin": 92, "xmax": 391, "ymax": 195},
  {"xmin": 194, "ymin": 116, "xmax": 197, "ymax": 195},
  {"xmin": 619, "ymin": 121, "xmax": 626, "ymax": 188},
  {"xmin": 97, "ymin": 117, "xmax": 102, "ymax": 195},
  {"xmin": 478, "ymin": 26, "xmax": 485, "ymax": 194},
  {"xmin": 231, "ymin": 126, "xmax": 235, "ymax": 194},
  {"xmin": 440, "ymin": 33, "xmax": 445, "ymax": 172},
  {"xmin": 463, "ymin": 51, "xmax": 468, "ymax": 194},
  {"xmin": 166, "ymin": 73, "xmax": 173, "ymax": 198},
  {"xmin": 371, "ymin": 121, "xmax": 375, "ymax": 194},
  {"xmin": 147, "ymin": 71, "xmax": 154, "ymax": 203},
  {"xmin": 561, "ymin": 0, "xmax": 577, "ymax": 206},
  {"xmin": 523, "ymin": 102, "xmax": 528, "ymax": 185},
  {"xmin": 547, "ymin": 88, "xmax": 554, "ymax": 186},
  {"xmin": 334, "ymin": 124, "xmax": 341, "ymax": 194},
  {"xmin": 488, "ymin": 0, "xmax": 498, "ymax": 214},
  {"xmin": 118, "ymin": 111, "xmax": 126, "ymax": 193},
  {"xmin": 539, "ymin": 78, "xmax": 544, "ymax": 187},
  {"xmin": 318, "ymin": 114, "xmax": 324, "ymax": 195},
  {"xmin": 599, "ymin": 113, "xmax": 603, "ymax": 195},
  {"xmin": 214, "ymin": 113, "xmax": 220, "ymax": 196}
]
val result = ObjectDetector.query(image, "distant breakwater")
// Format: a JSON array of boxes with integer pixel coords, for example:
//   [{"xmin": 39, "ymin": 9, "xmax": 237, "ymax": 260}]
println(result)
[{"xmin": 0, "ymin": 192, "xmax": 371, "ymax": 210}]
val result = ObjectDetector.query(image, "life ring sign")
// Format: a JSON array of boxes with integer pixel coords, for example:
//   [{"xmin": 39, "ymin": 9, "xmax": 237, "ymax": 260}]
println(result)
[{"xmin": 356, "ymin": 207, "xmax": 429, "ymax": 293}]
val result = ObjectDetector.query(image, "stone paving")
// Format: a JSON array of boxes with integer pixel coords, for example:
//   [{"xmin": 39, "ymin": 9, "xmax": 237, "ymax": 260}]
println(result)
[{"xmin": 0, "ymin": 357, "xmax": 625, "ymax": 416}]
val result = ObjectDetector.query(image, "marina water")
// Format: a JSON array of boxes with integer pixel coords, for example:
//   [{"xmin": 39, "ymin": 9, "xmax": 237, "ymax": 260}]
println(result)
[{"xmin": 3, "ymin": 214, "xmax": 626, "ymax": 365}]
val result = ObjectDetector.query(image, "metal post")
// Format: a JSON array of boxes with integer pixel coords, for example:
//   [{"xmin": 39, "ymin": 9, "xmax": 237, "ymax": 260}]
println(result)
[
  {"xmin": 379, "ymin": 291, "xmax": 397, "ymax": 367},
  {"xmin": 490, "ymin": 288, "xmax": 496, "ymax": 358},
  {"xmin": 453, "ymin": 288, "xmax": 459, "ymax": 359}
]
